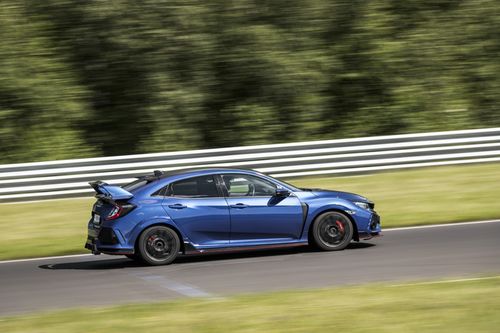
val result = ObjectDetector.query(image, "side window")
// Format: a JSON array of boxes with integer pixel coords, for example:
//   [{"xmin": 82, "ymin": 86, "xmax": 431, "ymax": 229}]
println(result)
[
  {"xmin": 168, "ymin": 175, "xmax": 220, "ymax": 198},
  {"xmin": 222, "ymin": 174, "xmax": 276, "ymax": 197}
]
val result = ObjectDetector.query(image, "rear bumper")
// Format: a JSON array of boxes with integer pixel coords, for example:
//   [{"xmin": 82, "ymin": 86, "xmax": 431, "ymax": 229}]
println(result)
[
  {"xmin": 85, "ymin": 222, "xmax": 134, "ymax": 255},
  {"xmin": 84, "ymin": 241, "xmax": 134, "ymax": 255}
]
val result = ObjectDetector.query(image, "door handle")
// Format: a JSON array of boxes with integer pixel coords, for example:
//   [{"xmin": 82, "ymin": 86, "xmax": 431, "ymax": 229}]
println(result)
[
  {"xmin": 168, "ymin": 204, "xmax": 187, "ymax": 209},
  {"xmin": 230, "ymin": 203, "xmax": 248, "ymax": 209}
]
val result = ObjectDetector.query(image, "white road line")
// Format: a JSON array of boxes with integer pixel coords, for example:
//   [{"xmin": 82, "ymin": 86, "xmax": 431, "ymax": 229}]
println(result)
[
  {"xmin": 390, "ymin": 275, "xmax": 500, "ymax": 287},
  {"xmin": 131, "ymin": 273, "xmax": 213, "ymax": 298},
  {"xmin": 0, "ymin": 254, "xmax": 93, "ymax": 264},
  {"xmin": 0, "ymin": 219, "xmax": 498, "ymax": 265},
  {"xmin": 383, "ymin": 219, "xmax": 500, "ymax": 231}
]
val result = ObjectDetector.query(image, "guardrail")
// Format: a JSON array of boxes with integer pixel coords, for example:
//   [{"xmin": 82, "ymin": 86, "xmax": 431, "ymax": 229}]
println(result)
[{"xmin": 1, "ymin": 127, "xmax": 500, "ymax": 202}]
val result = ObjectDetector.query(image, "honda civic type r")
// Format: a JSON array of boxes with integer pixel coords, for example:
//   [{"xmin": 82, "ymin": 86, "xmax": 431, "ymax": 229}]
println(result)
[{"xmin": 85, "ymin": 168, "xmax": 381, "ymax": 265}]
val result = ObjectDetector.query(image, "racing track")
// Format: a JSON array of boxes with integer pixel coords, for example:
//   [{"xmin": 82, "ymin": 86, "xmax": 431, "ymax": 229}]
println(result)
[{"xmin": 1, "ymin": 220, "xmax": 499, "ymax": 316}]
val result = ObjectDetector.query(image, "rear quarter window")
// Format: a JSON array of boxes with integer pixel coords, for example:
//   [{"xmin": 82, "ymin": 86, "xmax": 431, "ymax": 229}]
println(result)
[{"xmin": 168, "ymin": 175, "xmax": 220, "ymax": 198}]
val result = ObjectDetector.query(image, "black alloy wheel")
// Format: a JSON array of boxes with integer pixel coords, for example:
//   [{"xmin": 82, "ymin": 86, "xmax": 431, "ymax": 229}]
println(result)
[
  {"xmin": 312, "ymin": 211, "xmax": 354, "ymax": 251},
  {"xmin": 138, "ymin": 226, "xmax": 180, "ymax": 265}
]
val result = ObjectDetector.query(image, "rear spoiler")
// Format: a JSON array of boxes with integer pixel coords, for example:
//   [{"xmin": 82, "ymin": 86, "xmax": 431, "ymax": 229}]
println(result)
[{"xmin": 89, "ymin": 181, "xmax": 134, "ymax": 201}]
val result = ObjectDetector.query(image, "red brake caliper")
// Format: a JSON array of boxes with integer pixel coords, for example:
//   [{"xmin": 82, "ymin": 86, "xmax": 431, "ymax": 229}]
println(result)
[
  {"xmin": 335, "ymin": 220, "xmax": 345, "ymax": 234},
  {"xmin": 148, "ymin": 235, "xmax": 157, "ymax": 246}
]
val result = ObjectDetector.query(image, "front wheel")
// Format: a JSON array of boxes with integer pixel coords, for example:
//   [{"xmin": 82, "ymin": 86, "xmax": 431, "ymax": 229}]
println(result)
[
  {"xmin": 137, "ymin": 226, "xmax": 180, "ymax": 265},
  {"xmin": 312, "ymin": 211, "xmax": 354, "ymax": 251}
]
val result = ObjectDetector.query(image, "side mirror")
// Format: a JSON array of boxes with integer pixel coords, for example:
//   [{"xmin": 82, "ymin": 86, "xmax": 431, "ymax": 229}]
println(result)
[{"xmin": 275, "ymin": 188, "xmax": 290, "ymax": 197}]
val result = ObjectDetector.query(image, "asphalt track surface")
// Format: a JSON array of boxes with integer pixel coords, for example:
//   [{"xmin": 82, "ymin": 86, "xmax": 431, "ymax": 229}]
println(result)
[{"xmin": 1, "ymin": 220, "xmax": 499, "ymax": 316}]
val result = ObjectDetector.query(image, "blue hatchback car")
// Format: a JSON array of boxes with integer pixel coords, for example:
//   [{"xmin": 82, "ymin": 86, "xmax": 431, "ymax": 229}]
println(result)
[{"xmin": 85, "ymin": 168, "xmax": 381, "ymax": 265}]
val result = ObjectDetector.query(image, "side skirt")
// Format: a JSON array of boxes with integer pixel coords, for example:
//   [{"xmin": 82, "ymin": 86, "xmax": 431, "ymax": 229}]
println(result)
[{"xmin": 183, "ymin": 241, "xmax": 309, "ymax": 255}]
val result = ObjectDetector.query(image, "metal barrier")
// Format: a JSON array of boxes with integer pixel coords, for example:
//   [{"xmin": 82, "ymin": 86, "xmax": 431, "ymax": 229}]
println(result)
[{"xmin": 1, "ymin": 127, "xmax": 500, "ymax": 202}]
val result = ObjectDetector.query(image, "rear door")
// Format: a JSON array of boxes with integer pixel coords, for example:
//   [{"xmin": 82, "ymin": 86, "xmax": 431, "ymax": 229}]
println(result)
[
  {"xmin": 161, "ymin": 175, "xmax": 230, "ymax": 247},
  {"xmin": 220, "ymin": 174, "xmax": 304, "ymax": 243}
]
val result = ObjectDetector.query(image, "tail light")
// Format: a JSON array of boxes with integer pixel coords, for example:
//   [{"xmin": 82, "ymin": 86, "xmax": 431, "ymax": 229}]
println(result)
[{"xmin": 106, "ymin": 203, "xmax": 136, "ymax": 220}]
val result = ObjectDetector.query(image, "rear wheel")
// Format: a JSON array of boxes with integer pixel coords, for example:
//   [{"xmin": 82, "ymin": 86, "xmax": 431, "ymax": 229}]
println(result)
[
  {"xmin": 138, "ymin": 226, "xmax": 180, "ymax": 265},
  {"xmin": 312, "ymin": 211, "xmax": 353, "ymax": 251}
]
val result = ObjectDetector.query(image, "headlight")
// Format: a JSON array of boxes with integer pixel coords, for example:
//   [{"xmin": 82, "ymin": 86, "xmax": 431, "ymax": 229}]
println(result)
[{"xmin": 354, "ymin": 201, "xmax": 370, "ymax": 210}]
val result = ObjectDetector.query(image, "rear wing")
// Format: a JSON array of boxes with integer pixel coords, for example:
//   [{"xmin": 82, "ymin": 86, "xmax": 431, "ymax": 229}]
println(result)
[{"xmin": 89, "ymin": 181, "xmax": 134, "ymax": 201}]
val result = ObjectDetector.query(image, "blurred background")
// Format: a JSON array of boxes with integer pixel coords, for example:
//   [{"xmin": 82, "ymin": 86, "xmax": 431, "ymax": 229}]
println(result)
[{"xmin": 2, "ymin": 0, "xmax": 500, "ymax": 163}]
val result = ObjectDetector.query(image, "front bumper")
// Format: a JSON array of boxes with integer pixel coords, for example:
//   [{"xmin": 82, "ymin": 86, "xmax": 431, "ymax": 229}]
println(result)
[
  {"xmin": 357, "ymin": 211, "xmax": 382, "ymax": 240},
  {"xmin": 369, "ymin": 212, "xmax": 381, "ymax": 231}
]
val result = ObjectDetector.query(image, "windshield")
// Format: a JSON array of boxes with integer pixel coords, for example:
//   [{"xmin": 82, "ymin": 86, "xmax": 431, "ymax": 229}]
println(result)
[{"xmin": 269, "ymin": 176, "xmax": 301, "ymax": 192}]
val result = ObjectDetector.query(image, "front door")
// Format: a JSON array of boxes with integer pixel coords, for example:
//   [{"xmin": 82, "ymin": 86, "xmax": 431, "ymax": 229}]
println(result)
[
  {"xmin": 220, "ymin": 174, "xmax": 304, "ymax": 244},
  {"xmin": 162, "ymin": 175, "xmax": 230, "ymax": 247}
]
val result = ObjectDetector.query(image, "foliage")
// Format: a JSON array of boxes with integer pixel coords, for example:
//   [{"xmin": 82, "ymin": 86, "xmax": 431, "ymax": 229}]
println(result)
[{"xmin": 1, "ymin": 1, "xmax": 500, "ymax": 162}]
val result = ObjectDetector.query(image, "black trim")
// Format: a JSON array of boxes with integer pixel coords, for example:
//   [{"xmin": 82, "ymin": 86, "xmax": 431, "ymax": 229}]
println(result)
[
  {"xmin": 98, "ymin": 227, "xmax": 119, "ymax": 245},
  {"xmin": 298, "ymin": 202, "xmax": 309, "ymax": 238},
  {"xmin": 100, "ymin": 248, "xmax": 135, "ymax": 255},
  {"xmin": 214, "ymin": 174, "xmax": 229, "ymax": 197},
  {"xmin": 89, "ymin": 180, "xmax": 107, "ymax": 193},
  {"xmin": 369, "ymin": 213, "xmax": 380, "ymax": 230},
  {"xmin": 151, "ymin": 186, "xmax": 167, "ymax": 197},
  {"xmin": 358, "ymin": 232, "xmax": 381, "ymax": 240},
  {"xmin": 183, "ymin": 242, "xmax": 198, "ymax": 253},
  {"xmin": 165, "ymin": 183, "xmax": 172, "ymax": 196},
  {"xmin": 301, "ymin": 202, "xmax": 308, "ymax": 223}
]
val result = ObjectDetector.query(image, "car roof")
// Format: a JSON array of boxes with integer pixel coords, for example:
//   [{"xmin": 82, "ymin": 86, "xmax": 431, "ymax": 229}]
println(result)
[
  {"xmin": 137, "ymin": 168, "xmax": 264, "ymax": 182},
  {"xmin": 130, "ymin": 167, "xmax": 300, "ymax": 196},
  {"xmin": 160, "ymin": 167, "xmax": 261, "ymax": 179}
]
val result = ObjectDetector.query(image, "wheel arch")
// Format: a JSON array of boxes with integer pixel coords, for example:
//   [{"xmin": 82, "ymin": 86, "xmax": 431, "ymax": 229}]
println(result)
[{"xmin": 308, "ymin": 208, "xmax": 359, "ymax": 244}]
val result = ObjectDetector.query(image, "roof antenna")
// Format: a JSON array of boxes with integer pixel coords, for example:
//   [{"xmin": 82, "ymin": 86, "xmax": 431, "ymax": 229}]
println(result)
[{"xmin": 153, "ymin": 170, "xmax": 164, "ymax": 178}]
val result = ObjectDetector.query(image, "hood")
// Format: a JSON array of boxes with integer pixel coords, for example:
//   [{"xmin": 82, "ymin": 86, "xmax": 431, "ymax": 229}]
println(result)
[{"xmin": 301, "ymin": 188, "xmax": 372, "ymax": 203}]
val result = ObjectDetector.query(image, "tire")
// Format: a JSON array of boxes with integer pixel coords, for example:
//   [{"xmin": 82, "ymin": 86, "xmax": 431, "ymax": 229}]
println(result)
[
  {"xmin": 137, "ymin": 226, "xmax": 180, "ymax": 266},
  {"xmin": 312, "ymin": 211, "xmax": 354, "ymax": 251}
]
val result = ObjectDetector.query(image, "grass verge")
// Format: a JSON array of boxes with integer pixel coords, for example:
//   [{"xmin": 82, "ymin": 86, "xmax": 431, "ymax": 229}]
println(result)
[
  {"xmin": 1, "ymin": 162, "xmax": 499, "ymax": 260},
  {"xmin": 288, "ymin": 162, "xmax": 500, "ymax": 227},
  {"xmin": 1, "ymin": 276, "xmax": 499, "ymax": 332}
]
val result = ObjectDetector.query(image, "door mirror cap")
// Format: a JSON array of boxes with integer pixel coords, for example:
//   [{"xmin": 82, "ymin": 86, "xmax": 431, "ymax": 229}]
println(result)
[{"xmin": 275, "ymin": 188, "xmax": 290, "ymax": 197}]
